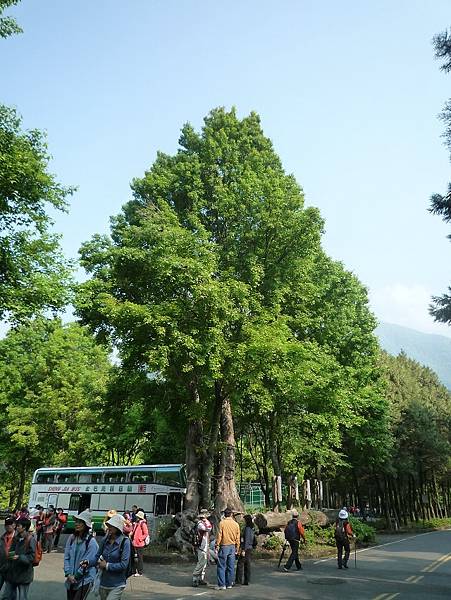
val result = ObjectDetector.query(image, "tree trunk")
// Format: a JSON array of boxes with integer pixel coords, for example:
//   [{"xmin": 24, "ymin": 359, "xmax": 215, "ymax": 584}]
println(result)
[
  {"xmin": 200, "ymin": 382, "xmax": 222, "ymax": 508},
  {"xmin": 214, "ymin": 391, "xmax": 244, "ymax": 512},
  {"xmin": 16, "ymin": 456, "xmax": 28, "ymax": 510},
  {"xmin": 184, "ymin": 384, "xmax": 203, "ymax": 510},
  {"xmin": 269, "ymin": 413, "xmax": 282, "ymax": 512}
]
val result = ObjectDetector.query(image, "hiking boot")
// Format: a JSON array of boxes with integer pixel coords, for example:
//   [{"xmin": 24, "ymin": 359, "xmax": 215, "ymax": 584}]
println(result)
[
  {"xmin": 338, "ymin": 565, "xmax": 342, "ymax": 569},
  {"xmin": 192, "ymin": 581, "xmax": 199, "ymax": 587},
  {"xmin": 343, "ymin": 563, "xmax": 349, "ymax": 569},
  {"xmin": 198, "ymin": 580, "xmax": 207, "ymax": 586}
]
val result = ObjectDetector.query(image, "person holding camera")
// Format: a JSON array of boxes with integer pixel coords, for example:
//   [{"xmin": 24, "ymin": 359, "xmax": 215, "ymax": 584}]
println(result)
[
  {"xmin": 64, "ymin": 510, "xmax": 98, "ymax": 600},
  {"xmin": 83, "ymin": 513, "xmax": 131, "ymax": 600}
]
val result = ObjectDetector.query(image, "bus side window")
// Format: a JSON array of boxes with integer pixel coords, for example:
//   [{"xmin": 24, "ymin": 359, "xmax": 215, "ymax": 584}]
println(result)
[{"xmin": 155, "ymin": 495, "xmax": 167, "ymax": 516}]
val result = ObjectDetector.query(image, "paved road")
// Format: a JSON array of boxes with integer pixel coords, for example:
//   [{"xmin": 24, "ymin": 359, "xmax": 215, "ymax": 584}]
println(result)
[{"xmin": 29, "ymin": 530, "xmax": 451, "ymax": 599}]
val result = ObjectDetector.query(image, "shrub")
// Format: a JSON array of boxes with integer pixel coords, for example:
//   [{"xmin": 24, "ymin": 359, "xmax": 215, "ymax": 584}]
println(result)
[
  {"xmin": 423, "ymin": 517, "xmax": 451, "ymax": 529},
  {"xmin": 349, "ymin": 517, "xmax": 376, "ymax": 543},
  {"xmin": 263, "ymin": 534, "xmax": 284, "ymax": 551},
  {"xmin": 157, "ymin": 519, "xmax": 177, "ymax": 542}
]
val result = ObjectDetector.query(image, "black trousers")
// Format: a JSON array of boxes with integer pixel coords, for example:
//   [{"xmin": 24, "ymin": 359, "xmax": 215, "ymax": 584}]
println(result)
[
  {"xmin": 336, "ymin": 539, "xmax": 350, "ymax": 567},
  {"xmin": 285, "ymin": 540, "xmax": 301, "ymax": 570},
  {"xmin": 236, "ymin": 549, "xmax": 252, "ymax": 584},
  {"xmin": 67, "ymin": 583, "xmax": 91, "ymax": 600},
  {"xmin": 133, "ymin": 546, "xmax": 144, "ymax": 574}
]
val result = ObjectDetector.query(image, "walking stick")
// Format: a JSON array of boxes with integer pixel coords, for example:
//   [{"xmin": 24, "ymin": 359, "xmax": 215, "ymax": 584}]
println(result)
[
  {"xmin": 354, "ymin": 537, "xmax": 357, "ymax": 569},
  {"xmin": 79, "ymin": 566, "xmax": 91, "ymax": 600},
  {"xmin": 278, "ymin": 541, "xmax": 289, "ymax": 569}
]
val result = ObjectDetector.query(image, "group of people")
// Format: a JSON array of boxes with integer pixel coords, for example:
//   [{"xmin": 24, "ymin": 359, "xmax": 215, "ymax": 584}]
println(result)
[
  {"xmin": 0, "ymin": 503, "xmax": 356, "ymax": 598},
  {"xmin": 282, "ymin": 507, "xmax": 355, "ymax": 572},
  {"xmin": 12, "ymin": 505, "xmax": 67, "ymax": 553},
  {"xmin": 0, "ymin": 503, "xmax": 149, "ymax": 600},
  {"xmin": 191, "ymin": 507, "xmax": 257, "ymax": 590},
  {"xmin": 191, "ymin": 505, "xmax": 356, "ymax": 590}
]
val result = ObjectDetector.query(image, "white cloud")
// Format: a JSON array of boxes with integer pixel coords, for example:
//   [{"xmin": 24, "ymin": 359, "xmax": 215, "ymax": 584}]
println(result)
[{"xmin": 369, "ymin": 283, "xmax": 451, "ymax": 338}]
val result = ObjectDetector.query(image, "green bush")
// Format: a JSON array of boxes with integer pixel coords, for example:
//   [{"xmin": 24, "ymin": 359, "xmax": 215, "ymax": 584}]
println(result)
[
  {"xmin": 422, "ymin": 517, "xmax": 451, "ymax": 529},
  {"xmin": 349, "ymin": 517, "xmax": 376, "ymax": 543},
  {"xmin": 157, "ymin": 519, "xmax": 177, "ymax": 542},
  {"xmin": 263, "ymin": 534, "xmax": 284, "ymax": 551}
]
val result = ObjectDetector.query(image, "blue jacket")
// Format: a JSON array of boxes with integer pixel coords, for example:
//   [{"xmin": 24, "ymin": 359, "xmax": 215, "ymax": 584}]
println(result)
[
  {"xmin": 64, "ymin": 534, "xmax": 99, "ymax": 590},
  {"xmin": 94, "ymin": 533, "xmax": 130, "ymax": 588}
]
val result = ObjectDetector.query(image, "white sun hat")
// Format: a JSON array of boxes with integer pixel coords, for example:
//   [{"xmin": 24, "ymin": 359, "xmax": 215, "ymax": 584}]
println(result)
[
  {"xmin": 74, "ymin": 510, "xmax": 92, "ymax": 528},
  {"xmin": 106, "ymin": 513, "xmax": 125, "ymax": 532},
  {"xmin": 338, "ymin": 509, "xmax": 349, "ymax": 520}
]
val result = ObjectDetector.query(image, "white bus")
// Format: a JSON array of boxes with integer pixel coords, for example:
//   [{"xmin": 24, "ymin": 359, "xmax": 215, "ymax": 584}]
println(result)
[{"xmin": 28, "ymin": 464, "xmax": 185, "ymax": 534}]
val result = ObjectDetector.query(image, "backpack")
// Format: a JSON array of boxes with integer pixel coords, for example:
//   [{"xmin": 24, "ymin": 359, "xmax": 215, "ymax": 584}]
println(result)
[
  {"xmin": 24, "ymin": 535, "xmax": 42, "ymax": 567},
  {"xmin": 100, "ymin": 535, "xmax": 134, "ymax": 579},
  {"xmin": 122, "ymin": 537, "xmax": 134, "ymax": 579},
  {"xmin": 334, "ymin": 519, "xmax": 347, "ymax": 541},
  {"xmin": 284, "ymin": 519, "xmax": 300, "ymax": 541}
]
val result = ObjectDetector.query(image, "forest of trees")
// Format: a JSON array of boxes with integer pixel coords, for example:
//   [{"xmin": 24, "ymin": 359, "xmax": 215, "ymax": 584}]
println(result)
[{"xmin": 0, "ymin": 9, "xmax": 450, "ymax": 528}]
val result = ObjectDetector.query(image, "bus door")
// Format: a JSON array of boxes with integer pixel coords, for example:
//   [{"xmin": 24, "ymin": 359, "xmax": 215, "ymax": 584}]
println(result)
[
  {"xmin": 155, "ymin": 494, "xmax": 168, "ymax": 516},
  {"xmin": 47, "ymin": 493, "xmax": 58, "ymax": 508},
  {"xmin": 69, "ymin": 493, "xmax": 91, "ymax": 514},
  {"xmin": 168, "ymin": 492, "xmax": 182, "ymax": 515}
]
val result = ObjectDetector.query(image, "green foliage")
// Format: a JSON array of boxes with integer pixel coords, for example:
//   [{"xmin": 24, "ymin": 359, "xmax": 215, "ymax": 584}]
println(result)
[
  {"xmin": 0, "ymin": 318, "xmax": 111, "ymax": 506},
  {"xmin": 429, "ymin": 31, "xmax": 451, "ymax": 324},
  {"xmin": 0, "ymin": 105, "xmax": 74, "ymax": 321},
  {"xmin": 76, "ymin": 107, "xmax": 385, "ymax": 508},
  {"xmin": 420, "ymin": 518, "xmax": 451, "ymax": 529},
  {"xmin": 157, "ymin": 519, "xmax": 178, "ymax": 542},
  {"xmin": 263, "ymin": 534, "xmax": 284, "ymax": 551},
  {"xmin": 0, "ymin": 0, "xmax": 22, "ymax": 38},
  {"xmin": 348, "ymin": 517, "xmax": 376, "ymax": 543}
]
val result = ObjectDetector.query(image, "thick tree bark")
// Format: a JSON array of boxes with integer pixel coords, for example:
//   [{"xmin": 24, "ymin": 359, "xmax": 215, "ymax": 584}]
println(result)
[
  {"xmin": 184, "ymin": 384, "xmax": 203, "ymax": 510},
  {"xmin": 16, "ymin": 456, "xmax": 28, "ymax": 510},
  {"xmin": 215, "ymin": 391, "xmax": 244, "ymax": 512},
  {"xmin": 199, "ymin": 381, "xmax": 222, "ymax": 509},
  {"xmin": 269, "ymin": 413, "xmax": 282, "ymax": 512}
]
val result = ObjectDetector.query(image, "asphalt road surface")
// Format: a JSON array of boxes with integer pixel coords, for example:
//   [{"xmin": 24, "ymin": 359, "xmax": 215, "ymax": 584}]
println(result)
[{"xmin": 28, "ymin": 530, "xmax": 451, "ymax": 599}]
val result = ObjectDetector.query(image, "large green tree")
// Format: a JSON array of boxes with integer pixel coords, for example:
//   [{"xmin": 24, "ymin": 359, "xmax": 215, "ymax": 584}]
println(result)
[
  {"xmin": 0, "ymin": 106, "xmax": 73, "ymax": 321},
  {"xmin": 77, "ymin": 108, "xmax": 382, "ymax": 512},
  {"xmin": 0, "ymin": 318, "xmax": 111, "ymax": 508}
]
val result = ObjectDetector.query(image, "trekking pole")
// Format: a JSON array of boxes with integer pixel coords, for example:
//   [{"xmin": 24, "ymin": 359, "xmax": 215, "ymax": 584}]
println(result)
[
  {"xmin": 354, "ymin": 536, "xmax": 357, "ymax": 569},
  {"xmin": 278, "ymin": 541, "xmax": 288, "ymax": 569},
  {"xmin": 79, "ymin": 566, "xmax": 89, "ymax": 600}
]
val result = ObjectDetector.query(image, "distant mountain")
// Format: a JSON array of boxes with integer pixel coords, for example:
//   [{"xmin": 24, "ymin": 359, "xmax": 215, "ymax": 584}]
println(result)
[{"xmin": 375, "ymin": 322, "xmax": 451, "ymax": 390}]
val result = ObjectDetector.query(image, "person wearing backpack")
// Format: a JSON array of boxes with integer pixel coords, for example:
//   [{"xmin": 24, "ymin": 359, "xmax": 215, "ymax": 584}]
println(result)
[
  {"xmin": 282, "ymin": 510, "xmax": 306, "ymax": 572},
  {"xmin": 192, "ymin": 509, "xmax": 212, "ymax": 587},
  {"xmin": 1, "ymin": 517, "xmax": 36, "ymax": 600},
  {"xmin": 84, "ymin": 513, "xmax": 131, "ymax": 600},
  {"xmin": 64, "ymin": 510, "xmax": 99, "ymax": 600},
  {"xmin": 130, "ymin": 511, "xmax": 149, "ymax": 577},
  {"xmin": 334, "ymin": 508, "xmax": 354, "ymax": 569},
  {"xmin": 235, "ymin": 514, "xmax": 257, "ymax": 586},
  {"xmin": 0, "ymin": 518, "xmax": 16, "ymax": 593}
]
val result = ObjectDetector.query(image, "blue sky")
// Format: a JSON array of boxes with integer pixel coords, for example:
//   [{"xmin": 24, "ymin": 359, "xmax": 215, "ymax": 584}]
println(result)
[{"xmin": 2, "ymin": 0, "xmax": 451, "ymax": 336}]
